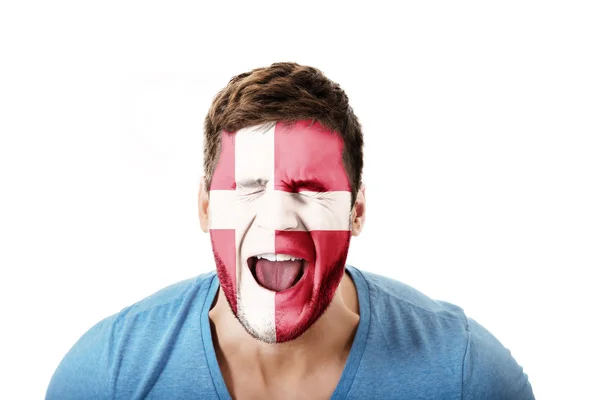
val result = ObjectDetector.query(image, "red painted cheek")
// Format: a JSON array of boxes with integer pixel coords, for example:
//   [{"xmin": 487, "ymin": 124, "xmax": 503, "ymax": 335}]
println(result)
[
  {"xmin": 274, "ymin": 230, "xmax": 351, "ymax": 342},
  {"xmin": 210, "ymin": 229, "xmax": 237, "ymax": 314}
]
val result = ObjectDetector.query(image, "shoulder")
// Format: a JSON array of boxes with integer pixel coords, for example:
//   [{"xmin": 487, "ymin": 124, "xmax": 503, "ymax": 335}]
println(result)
[
  {"xmin": 355, "ymin": 266, "xmax": 468, "ymax": 324},
  {"xmin": 353, "ymin": 266, "xmax": 469, "ymax": 368},
  {"xmin": 462, "ymin": 317, "xmax": 535, "ymax": 399},
  {"xmin": 350, "ymin": 267, "xmax": 535, "ymax": 399},
  {"xmin": 118, "ymin": 271, "xmax": 214, "ymax": 318},
  {"xmin": 45, "ymin": 271, "xmax": 217, "ymax": 400},
  {"xmin": 106, "ymin": 271, "xmax": 216, "ymax": 338}
]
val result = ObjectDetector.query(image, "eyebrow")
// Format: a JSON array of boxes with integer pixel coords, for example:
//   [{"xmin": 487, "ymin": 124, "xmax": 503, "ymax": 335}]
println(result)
[
  {"xmin": 237, "ymin": 178, "xmax": 269, "ymax": 189},
  {"xmin": 292, "ymin": 179, "xmax": 327, "ymax": 192},
  {"xmin": 236, "ymin": 178, "xmax": 327, "ymax": 192}
]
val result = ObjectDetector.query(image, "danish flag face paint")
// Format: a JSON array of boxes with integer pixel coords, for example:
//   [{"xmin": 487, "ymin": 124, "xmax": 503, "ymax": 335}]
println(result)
[{"xmin": 209, "ymin": 120, "xmax": 352, "ymax": 343}]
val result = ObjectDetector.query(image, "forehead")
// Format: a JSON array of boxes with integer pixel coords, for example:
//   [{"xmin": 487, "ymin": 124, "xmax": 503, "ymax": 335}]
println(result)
[{"xmin": 211, "ymin": 120, "xmax": 350, "ymax": 191}]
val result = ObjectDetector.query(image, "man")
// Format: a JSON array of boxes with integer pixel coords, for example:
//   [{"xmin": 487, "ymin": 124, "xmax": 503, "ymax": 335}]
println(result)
[{"xmin": 46, "ymin": 62, "xmax": 535, "ymax": 399}]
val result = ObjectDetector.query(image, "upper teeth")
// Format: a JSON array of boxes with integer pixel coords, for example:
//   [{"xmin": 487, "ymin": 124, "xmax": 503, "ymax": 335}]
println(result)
[{"xmin": 255, "ymin": 253, "xmax": 301, "ymax": 262}]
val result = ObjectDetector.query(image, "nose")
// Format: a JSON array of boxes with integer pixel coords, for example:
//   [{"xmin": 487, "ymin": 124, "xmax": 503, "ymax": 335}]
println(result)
[{"xmin": 254, "ymin": 190, "xmax": 301, "ymax": 231}]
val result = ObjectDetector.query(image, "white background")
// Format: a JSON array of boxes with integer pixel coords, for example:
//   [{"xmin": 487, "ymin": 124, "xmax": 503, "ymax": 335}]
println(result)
[{"xmin": 1, "ymin": 1, "xmax": 598, "ymax": 399}]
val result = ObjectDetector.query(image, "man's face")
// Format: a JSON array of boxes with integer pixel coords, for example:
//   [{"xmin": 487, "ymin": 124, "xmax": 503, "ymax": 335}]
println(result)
[{"xmin": 208, "ymin": 120, "xmax": 353, "ymax": 343}]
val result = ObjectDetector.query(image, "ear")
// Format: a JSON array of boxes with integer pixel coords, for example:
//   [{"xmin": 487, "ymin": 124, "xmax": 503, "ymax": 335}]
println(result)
[
  {"xmin": 350, "ymin": 183, "xmax": 366, "ymax": 237},
  {"xmin": 198, "ymin": 177, "xmax": 210, "ymax": 233}
]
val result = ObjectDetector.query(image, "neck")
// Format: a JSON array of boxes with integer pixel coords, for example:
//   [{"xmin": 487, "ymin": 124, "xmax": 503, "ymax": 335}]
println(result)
[{"xmin": 208, "ymin": 271, "xmax": 360, "ymax": 380}]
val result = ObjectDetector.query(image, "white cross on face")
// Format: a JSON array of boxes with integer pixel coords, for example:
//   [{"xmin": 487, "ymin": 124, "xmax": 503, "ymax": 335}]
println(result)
[{"xmin": 209, "ymin": 120, "xmax": 352, "ymax": 343}]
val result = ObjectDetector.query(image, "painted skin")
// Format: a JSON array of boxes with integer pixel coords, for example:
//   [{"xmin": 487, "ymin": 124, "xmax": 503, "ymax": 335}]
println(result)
[{"xmin": 209, "ymin": 120, "xmax": 353, "ymax": 343}]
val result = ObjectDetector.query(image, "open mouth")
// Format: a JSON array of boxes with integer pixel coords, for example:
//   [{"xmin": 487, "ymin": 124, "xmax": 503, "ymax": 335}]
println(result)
[{"xmin": 248, "ymin": 254, "xmax": 306, "ymax": 292}]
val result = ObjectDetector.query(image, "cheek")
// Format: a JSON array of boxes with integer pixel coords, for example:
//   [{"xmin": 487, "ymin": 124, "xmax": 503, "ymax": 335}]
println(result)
[
  {"xmin": 313, "ymin": 231, "xmax": 351, "ymax": 264},
  {"xmin": 210, "ymin": 229, "xmax": 238, "ymax": 313}
]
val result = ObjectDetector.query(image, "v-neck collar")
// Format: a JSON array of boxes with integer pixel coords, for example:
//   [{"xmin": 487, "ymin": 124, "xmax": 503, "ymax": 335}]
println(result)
[{"xmin": 200, "ymin": 265, "xmax": 371, "ymax": 400}]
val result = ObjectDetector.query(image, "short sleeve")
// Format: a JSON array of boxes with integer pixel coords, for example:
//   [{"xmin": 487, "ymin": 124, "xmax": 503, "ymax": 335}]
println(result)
[
  {"xmin": 462, "ymin": 317, "xmax": 535, "ymax": 400},
  {"xmin": 45, "ymin": 315, "xmax": 117, "ymax": 400}
]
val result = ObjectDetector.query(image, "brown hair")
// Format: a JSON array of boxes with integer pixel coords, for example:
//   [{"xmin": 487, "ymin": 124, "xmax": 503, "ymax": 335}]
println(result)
[{"xmin": 203, "ymin": 62, "xmax": 364, "ymax": 205}]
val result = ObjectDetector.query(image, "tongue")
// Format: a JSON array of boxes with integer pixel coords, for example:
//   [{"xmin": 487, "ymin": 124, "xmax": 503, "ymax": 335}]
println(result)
[{"xmin": 255, "ymin": 259, "xmax": 303, "ymax": 292}]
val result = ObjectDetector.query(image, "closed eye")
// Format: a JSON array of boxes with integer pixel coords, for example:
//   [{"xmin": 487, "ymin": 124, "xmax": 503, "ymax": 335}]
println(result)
[
  {"xmin": 238, "ymin": 189, "xmax": 265, "ymax": 203},
  {"xmin": 300, "ymin": 191, "xmax": 328, "ymax": 200},
  {"xmin": 244, "ymin": 189, "xmax": 265, "ymax": 196}
]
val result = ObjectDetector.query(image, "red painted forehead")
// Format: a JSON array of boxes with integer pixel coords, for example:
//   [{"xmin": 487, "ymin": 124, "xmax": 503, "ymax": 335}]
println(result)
[
  {"xmin": 274, "ymin": 121, "xmax": 350, "ymax": 191},
  {"xmin": 211, "ymin": 120, "xmax": 351, "ymax": 192}
]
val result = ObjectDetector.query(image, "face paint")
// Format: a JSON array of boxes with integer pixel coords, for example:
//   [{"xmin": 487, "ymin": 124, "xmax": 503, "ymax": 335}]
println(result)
[{"xmin": 209, "ymin": 120, "xmax": 352, "ymax": 343}]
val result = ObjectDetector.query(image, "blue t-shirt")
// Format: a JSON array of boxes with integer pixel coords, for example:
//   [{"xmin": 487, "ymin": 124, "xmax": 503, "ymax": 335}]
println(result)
[{"xmin": 46, "ymin": 266, "xmax": 535, "ymax": 399}]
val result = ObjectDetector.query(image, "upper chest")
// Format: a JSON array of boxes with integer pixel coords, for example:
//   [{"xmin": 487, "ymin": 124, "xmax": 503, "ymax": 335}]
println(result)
[{"xmin": 221, "ymin": 362, "xmax": 346, "ymax": 400}]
